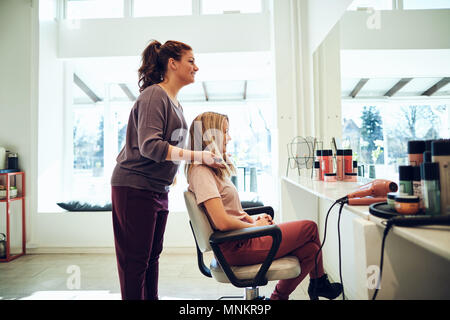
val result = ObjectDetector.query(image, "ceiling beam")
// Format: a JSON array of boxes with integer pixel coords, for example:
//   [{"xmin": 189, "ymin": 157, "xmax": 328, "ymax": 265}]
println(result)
[
  {"xmin": 349, "ymin": 78, "xmax": 369, "ymax": 98},
  {"xmin": 202, "ymin": 82, "xmax": 209, "ymax": 101},
  {"xmin": 421, "ymin": 77, "xmax": 450, "ymax": 96},
  {"xmin": 73, "ymin": 73, "xmax": 102, "ymax": 103},
  {"xmin": 118, "ymin": 83, "xmax": 136, "ymax": 101},
  {"xmin": 384, "ymin": 78, "xmax": 413, "ymax": 97}
]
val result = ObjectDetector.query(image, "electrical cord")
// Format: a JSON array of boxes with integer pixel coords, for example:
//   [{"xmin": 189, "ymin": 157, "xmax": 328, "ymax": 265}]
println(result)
[
  {"xmin": 371, "ymin": 220, "xmax": 392, "ymax": 300},
  {"xmin": 313, "ymin": 199, "xmax": 347, "ymax": 300},
  {"xmin": 337, "ymin": 201, "xmax": 345, "ymax": 300}
]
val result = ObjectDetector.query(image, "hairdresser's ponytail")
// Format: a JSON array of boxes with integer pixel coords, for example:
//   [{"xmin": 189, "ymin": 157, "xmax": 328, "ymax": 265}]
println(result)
[
  {"xmin": 138, "ymin": 40, "xmax": 163, "ymax": 92},
  {"xmin": 138, "ymin": 39, "xmax": 193, "ymax": 92}
]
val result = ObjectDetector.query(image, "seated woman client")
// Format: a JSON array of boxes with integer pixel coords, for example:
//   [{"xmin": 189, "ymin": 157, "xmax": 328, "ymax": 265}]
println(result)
[{"xmin": 185, "ymin": 112, "xmax": 342, "ymax": 300}]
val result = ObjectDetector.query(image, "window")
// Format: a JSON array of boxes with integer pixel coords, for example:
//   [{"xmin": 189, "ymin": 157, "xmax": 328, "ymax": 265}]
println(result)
[
  {"xmin": 166, "ymin": 100, "xmax": 275, "ymax": 212},
  {"xmin": 342, "ymin": 99, "xmax": 449, "ymax": 181},
  {"xmin": 201, "ymin": 0, "xmax": 262, "ymax": 14},
  {"xmin": 39, "ymin": 0, "xmax": 57, "ymax": 21},
  {"xmin": 66, "ymin": 0, "xmax": 124, "ymax": 19},
  {"xmin": 403, "ymin": 0, "xmax": 450, "ymax": 10},
  {"xmin": 133, "ymin": 0, "xmax": 192, "ymax": 17},
  {"xmin": 72, "ymin": 105, "xmax": 108, "ymax": 203}
]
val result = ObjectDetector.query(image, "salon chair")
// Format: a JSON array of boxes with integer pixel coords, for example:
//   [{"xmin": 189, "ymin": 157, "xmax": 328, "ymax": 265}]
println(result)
[{"xmin": 184, "ymin": 191, "xmax": 301, "ymax": 300}]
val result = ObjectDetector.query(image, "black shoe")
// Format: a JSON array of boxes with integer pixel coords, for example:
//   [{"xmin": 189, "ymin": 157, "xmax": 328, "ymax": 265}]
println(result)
[{"xmin": 308, "ymin": 274, "xmax": 343, "ymax": 300}]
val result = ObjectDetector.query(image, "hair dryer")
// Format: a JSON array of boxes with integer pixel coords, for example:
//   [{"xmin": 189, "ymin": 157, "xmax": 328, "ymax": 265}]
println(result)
[{"xmin": 338, "ymin": 179, "xmax": 398, "ymax": 205}]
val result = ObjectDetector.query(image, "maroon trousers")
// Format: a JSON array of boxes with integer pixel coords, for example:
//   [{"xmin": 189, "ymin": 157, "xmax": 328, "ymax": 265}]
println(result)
[
  {"xmin": 221, "ymin": 220, "xmax": 325, "ymax": 300},
  {"xmin": 111, "ymin": 186, "xmax": 169, "ymax": 300}
]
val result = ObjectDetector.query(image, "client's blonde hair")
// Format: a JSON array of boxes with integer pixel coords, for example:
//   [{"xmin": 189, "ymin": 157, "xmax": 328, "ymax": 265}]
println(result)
[{"xmin": 184, "ymin": 112, "xmax": 236, "ymax": 182}]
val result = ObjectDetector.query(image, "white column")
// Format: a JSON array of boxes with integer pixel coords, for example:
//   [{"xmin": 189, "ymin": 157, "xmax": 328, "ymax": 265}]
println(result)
[{"xmin": 269, "ymin": 0, "xmax": 299, "ymax": 217}]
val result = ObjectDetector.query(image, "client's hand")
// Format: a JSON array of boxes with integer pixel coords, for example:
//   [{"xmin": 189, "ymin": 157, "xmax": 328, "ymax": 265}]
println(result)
[
  {"xmin": 254, "ymin": 214, "xmax": 274, "ymax": 226},
  {"xmin": 242, "ymin": 214, "xmax": 254, "ymax": 224}
]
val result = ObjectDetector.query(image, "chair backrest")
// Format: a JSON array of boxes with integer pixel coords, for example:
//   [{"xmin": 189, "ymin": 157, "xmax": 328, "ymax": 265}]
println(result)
[{"xmin": 184, "ymin": 191, "xmax": 214, "ymax": 253}]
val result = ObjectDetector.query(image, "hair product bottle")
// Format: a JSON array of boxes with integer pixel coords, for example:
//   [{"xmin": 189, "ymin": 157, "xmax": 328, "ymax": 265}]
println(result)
[
  {"xmin": 344, "ymin": 149, "xmax": 353, "ymax": 175},
  {"xmin": 316, "ymin": 150, "xmax": 323, "ymax": 181},
  {"xmin": 313, "ymin": 161, "xmax": 320, "ymax": 181},
  {"xmin": 336, "ymin": 150, "xmax": 344, "ymax": 181},
  {"xmin": 399, "ymin": 165, "xmax": 414, "ymax": 196},
  {"xmin": 431, "ymin": 139, "xmax": 450, "ymax": 215},
  {"xmin": 412, "ymin": 166, "xmax": 423, "ymax": 210},
  {"xmin": 421, "ymin": 162, "xmax": 441, "ymax": 216},
  {"xmin": 321, "ymin": 150, "xmax": 331, "ymax": 180},
  {"xmin": 408, "ymin": 140, "xmax": 426, "ymax": 166}
]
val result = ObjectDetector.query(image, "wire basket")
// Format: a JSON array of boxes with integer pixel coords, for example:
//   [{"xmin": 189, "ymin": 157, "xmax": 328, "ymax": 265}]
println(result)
[{"xmin": 286, "ymin": 136, "xmax": 323, "ymax": 177}]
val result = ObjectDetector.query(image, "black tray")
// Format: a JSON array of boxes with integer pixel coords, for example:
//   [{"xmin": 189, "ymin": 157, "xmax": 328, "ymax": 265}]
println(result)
[{"xmin": 369, "ymin": 202, "xmax": 426, "ymax": 219}]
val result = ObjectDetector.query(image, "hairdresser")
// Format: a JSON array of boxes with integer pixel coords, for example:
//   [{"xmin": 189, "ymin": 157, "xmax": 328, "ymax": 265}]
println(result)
[{"xmin": 111, "ymin": 40, "xmax": 224, "ymax": 300}]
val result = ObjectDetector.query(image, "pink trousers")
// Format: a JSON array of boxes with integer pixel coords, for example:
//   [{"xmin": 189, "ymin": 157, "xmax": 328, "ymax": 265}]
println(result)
[{"xmin": 221, "ymin": 220, "xmax": 325, "ymax": 300}]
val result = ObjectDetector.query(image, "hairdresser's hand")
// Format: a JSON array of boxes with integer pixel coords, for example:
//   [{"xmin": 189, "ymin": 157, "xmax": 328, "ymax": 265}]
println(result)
[{"xmin": 201, "ymin": 151, "xmax": 226, "ymax": 168}]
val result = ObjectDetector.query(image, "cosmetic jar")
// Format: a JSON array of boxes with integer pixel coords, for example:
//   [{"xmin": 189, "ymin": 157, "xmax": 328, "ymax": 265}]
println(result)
[
  {"xmin": 431, "ymin": 139, "xmax": 450, "ymax": 215},
  {"xmin": 399, "ymin": 165, "xmax": 414, "ymax": 195},
  {"xmin": 395, "ymin": 195, "xmax": 420, "ymax": 215},
  {"xmin": 387, "ymin": 192, "xmax": 397, "ymax": 210},
  {"xmin": 408, "ymin": 140, "xmax": 425, "ymax": 166},
  {"xmin": 324, "ymin": 173, "xmax": 337, "ymax": 182},
  {"xmin": 421, "ymin": 162, "xmax": 441, "ymax": 216},
  {"xmin": 344, "ymin": 172, "xmax": 357, "ymax": 182}
]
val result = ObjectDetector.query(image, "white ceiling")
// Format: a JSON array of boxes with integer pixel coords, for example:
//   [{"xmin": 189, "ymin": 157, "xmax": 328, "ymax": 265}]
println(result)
[
  {"xmin": 340, "ymin": 49, "xmax": 450, "ymax": 97},
  {"xmin": 71, "ymin": 51, "xmax": 273, "ymax": 103}
]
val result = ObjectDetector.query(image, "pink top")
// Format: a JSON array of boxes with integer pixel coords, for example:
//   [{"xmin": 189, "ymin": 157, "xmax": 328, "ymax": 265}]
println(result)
[{"xmin": 188, "ymin": 164, "xmax": 247, "ymax": 230}]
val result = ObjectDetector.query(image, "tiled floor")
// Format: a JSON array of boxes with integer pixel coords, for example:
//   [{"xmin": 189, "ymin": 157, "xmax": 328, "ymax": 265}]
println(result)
[{"xmin": 0, "ymin": 248, "xmax": 311, "ymax": 300}]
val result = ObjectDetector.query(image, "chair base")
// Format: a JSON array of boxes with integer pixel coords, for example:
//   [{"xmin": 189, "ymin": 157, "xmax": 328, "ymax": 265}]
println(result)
[{"xmin": 218, "ymin": 287, "xmax": 263, "ymax": 300}]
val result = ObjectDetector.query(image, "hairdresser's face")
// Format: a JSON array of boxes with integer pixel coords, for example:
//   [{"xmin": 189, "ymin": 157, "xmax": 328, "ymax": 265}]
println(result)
[{"xmin": 171, "ymin": 50, "xmax": 199, "ymax": 85}]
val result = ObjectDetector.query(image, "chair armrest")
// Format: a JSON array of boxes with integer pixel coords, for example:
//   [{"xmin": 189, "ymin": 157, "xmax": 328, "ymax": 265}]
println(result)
[
  {"xmin": 210, "ymin": 225, "xmax": 279, "ymax": 244},
  {"xmin": 209, "ymin": 224, "xmax": 282, "ymax": 288},
  {"xmin": 243, "ymin": 206, "xmax": 274, "ymax": 219}
]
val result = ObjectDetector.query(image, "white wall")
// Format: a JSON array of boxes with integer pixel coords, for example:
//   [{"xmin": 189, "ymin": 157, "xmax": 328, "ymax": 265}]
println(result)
[
  {"xmin": 38, "ymin": 19, "xmax": 65, "ymax": 213},
  {"xmin": 341, "ymin": 9, "xmax": 450, "ymax": 50},
  {"xmin": 0, "ymin": 0, "xmax": 39, "ymax": 248},
  {"xmin": 306, "ymin": 0, "xmax": 354, "ymax": 55},
  {"xmin": 58, "ymin": 13, "xmax": 271, "ymax": 58},
  {"xmin": 313, "ymin": 22, "xmax": 343, "ymax": 146},
  {"xmin": 287, "ymin": 0, "xmax": 353, "ymax": 138}
]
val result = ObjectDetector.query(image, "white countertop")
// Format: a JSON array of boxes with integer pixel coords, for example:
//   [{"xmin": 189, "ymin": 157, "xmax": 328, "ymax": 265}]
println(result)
[
  {"xmin": 281, "ymin": 175, "xmax": 371, "ymax": 219},
  {"xmin": 282, "ymin": 176, "xmax": 450, "ymax": 261}
]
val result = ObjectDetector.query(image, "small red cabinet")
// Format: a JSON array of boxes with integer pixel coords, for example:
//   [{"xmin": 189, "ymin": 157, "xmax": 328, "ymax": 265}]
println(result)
[{"xmin": 0, "ymin": 172, "xmax": 26, "ymax": 262}]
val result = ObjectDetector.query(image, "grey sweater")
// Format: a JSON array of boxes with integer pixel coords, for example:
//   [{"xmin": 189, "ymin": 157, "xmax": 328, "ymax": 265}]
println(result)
[{"xmin": 111, "ymin": 84, "xmax": 188, "ymax": 193}]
